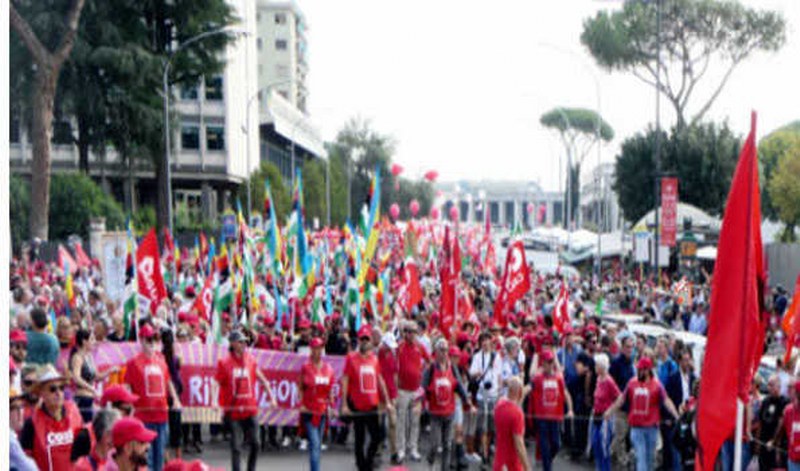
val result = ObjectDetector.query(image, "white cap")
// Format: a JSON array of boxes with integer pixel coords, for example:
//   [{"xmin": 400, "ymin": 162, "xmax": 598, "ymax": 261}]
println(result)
[{"xmin": 382, "ymin": 333, "xmax": 398, "ymax": 349}]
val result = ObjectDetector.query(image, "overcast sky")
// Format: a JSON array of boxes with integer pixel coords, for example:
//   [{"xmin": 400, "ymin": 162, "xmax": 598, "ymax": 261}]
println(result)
[{"xmin": 302, "ymin": 0, "xmax": 800, "ymax": 191}]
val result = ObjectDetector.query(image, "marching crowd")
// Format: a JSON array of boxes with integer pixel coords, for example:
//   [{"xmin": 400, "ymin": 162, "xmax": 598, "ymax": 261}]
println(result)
[{"xmin": 7, "ymin": 241, "xmax": 800, "ymax": 471}]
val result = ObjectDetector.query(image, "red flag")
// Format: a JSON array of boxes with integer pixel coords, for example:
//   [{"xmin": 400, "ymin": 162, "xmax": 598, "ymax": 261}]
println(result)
[
  {"xmin": 781, "ymin": 274, "xmax": 800, "ymax": 364},
  {"xmin": 439, "ymin": 227, "xmax": 456, "ymax": 337},
  {"xmin": 493, "ymin": 239, "xmax": 531, "ymax": 327},
  {"xmin": 484, "ymin": 204, "xmax": 491, "ymax": 238},
  {"xmin": 553, "ymin": 282, "xmax": 570, "ymax": 333},
  {"xmin": 194, "ymin": 274, "xmax": 215, "ymax": 322},
  {"xmin": 73, "ymin": 242, "xmax": 92, "ymax": 268},
  {"xmin": 696, "ymin": 112, "xmax": 766, "ymax": 470},
  {"xmin": 401, "ymin": 261, "xmax": 423, "ymax": 312},
  {"xmin": 136, "ymin": 229, "xmax": 168, "ymax": 314},
  {"xmin": 58, "ymin": 245, "xmax": 78, "ymax": 274}
]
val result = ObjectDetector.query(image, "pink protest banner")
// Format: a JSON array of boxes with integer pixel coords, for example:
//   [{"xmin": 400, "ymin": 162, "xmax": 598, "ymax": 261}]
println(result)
[
  {"xmin": 75, "ymin": 342, "xmax": 346, "ymax": 425},
  {"xmin": 661, "ymin": 177, "xmax": 678, "ymax": 247}
]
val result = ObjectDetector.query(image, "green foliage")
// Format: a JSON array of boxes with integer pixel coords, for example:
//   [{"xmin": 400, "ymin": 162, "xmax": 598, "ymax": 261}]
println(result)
[
  {"xmin": 132, "ymin": 206, "xmax": 157, "ymax": 232},
  {"xmin": 239, "ymin": 161, "xmax": 291, "ymax": 223},
  {"xmin": 10, "ymin": 174, "xmax": 126, "ymax": 241},
  {"xmin": 613, "ymin": 122, "xmax": 741, "ymax": 223},
  {"xmin": 768, "ymin": 144, "xmax": 800, "ymax": 242},
  {"xmin": 758, "ymin": 122, "xmax": 800, "ymax": 220},
  {"xmin": 10, "ymin": 175, "xmax": 31, "ymax": 251},
  {"xmin": 581, "ymin": 0, "xmax": 786, "ymax": 127},
  {"xmin": 302, "ymin": 159, "xmax": 327, "ymax": 228},
  {"xmin": 540, "ymin": 108, "xmax": 614, "ymax": 142}
]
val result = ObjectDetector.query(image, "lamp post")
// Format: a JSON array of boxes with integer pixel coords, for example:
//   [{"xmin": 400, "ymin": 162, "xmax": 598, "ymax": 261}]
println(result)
[{"xmin": 162, "ymin": 27, "xmax": 249, "ymax": 235}]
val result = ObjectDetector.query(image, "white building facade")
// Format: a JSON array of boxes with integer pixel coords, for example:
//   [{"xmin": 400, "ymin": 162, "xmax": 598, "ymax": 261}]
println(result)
[{"xmin": 580, "ymin": 162, "xmax": 622, "ymax": 232}]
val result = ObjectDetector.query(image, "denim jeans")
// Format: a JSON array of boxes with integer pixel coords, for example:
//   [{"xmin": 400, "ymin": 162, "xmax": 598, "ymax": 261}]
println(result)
[
  {"xmin": 536, "ymin": 419, "xmax": 561, "ymax": 471},
  {"xmin": 302, "ymin": 414, "xmax": 326, "ymax": 471},
  {"xmin": 720, "ymin": 439, "xmax": 753, "ymax": 471},
  {"xmin": 428, "ymin": 414, "xmax": 453, "ymax": 471},
  {"xmin": 630, "ymin": 426, "xmax": 658, "ymax": 471},
  {"xmin": 229, "ymin": 415, "xmax": 258, "ymax": 471},
  {"xmin": 789, "ymin": 460, "xmax": 800, "ymax": 471},
  {"xmin": 591, "ymin": 418, "xmax": 614, "ymax": 471},
  {"xmin": 144, "ymin": 421, "xmax": 168, "ymax": 471}
]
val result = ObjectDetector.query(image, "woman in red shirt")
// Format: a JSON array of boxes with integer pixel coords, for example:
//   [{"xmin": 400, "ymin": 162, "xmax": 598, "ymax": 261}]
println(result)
[
  {"xmin": 605, "ymin": 356, "xmax": 679, "ymax": 471},
  {"xmin": 591, "ymin": 353, "xmax": 620, "ymax": 471},
  {"xmin": 530, "ymin": 349, "xmax": 574, "ymax": 471},
  {"xmin": 299, "ymin": 337, "xmax": 335, "ymax": 471}
]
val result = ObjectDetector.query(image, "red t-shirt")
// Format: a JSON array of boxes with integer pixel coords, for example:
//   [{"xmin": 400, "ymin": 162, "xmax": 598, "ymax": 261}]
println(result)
[
  {"xmin": 593, "ymin": 375, "xmax": 621, "ymax": 415},
  {"xmin": 344, "ymin": 352, "xmax": 382, "ymax": 411},
  {"xmin": 397, "ymin": 340, "xmax": 428, "ymax": 391},
  {"xmin": 493, "ymin": 398, "xmax": 525, "ymax": 471},
  {"xmin": 29, "ymin": 402, "xmax": 84, "ymax": 471},
  {"xmin": 784, "ymin": 403, "xmax": 800, "ymax": 462},
  {"xmin": 124, "ymin": 352, "xmax": 170, "ymax": 424},
  {"xmin": 216, "ymin": 352, "xmax": 259, "ymax": 420},
  {"xmin": 301, "ymin": 361, "xmax": 335, "ymax": 415},
  {"xmin": 378, "ymin": 346, "xmax": 398, "ymax": 400},
  {"xmin": 532, "ymin": 372, "xmax": 566, "ymax": 421},
  {"xmin": 426, "ymin": 364, "xmax": 457, "ymax": 417},
  {"xmin": 625, "ymin": 378, "xmax": 666, "ymax": 427}
]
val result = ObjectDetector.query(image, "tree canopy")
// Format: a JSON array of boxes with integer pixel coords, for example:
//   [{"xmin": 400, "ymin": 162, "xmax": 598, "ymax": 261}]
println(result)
[
  {"xmin": 581, "ymin": 0, "xmax": 786, "ymax": 128},
  {"xmin": 766, "ymin": 133, "xmax": 800, "ymax": 242},
  {"xmin": 758, "ymin": 121, "xmax": 800, "ymax": 221}
]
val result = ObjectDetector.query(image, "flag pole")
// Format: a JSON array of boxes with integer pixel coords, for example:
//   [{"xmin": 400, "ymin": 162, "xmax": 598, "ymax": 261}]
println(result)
[{"xmin": 733, "ymin": 399, "xmax": 744, "ymax": 470}]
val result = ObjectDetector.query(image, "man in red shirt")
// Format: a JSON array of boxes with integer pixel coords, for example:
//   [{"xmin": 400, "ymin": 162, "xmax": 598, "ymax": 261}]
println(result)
[
  {"xmin": 19, "ymin": 365, "xmax": 84, "ymax": 471},
  {"xmin": 395, "ymin": 320, "xmax": 429, "ymax": 462},
  {"xmin": 123, "ymin": 324, "xmax": 182, "ymax": 471},
  {"xmin": 531, "ymin": 349, "xmax": 574, "ymax": 471},
  {"xmin": 342, "ymin": 324, "xmax": 394, "ymax": 471},
  {"xmin": 493, "ymin": 377, "xmax": 530, "ymax": 471},
  {"xmin": 216, "ymin": 330, "xmax": 276, "ymax": 471}
]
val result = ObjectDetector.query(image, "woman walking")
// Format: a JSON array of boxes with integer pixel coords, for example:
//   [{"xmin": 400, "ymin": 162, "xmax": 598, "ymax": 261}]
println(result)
[
  {"xmin": 591, "ymin": 354, "xmax": 620, "ymax": 471},
  {"xmin": 299, "ymin": 337, "xmax": 335, "ymax": 471}
]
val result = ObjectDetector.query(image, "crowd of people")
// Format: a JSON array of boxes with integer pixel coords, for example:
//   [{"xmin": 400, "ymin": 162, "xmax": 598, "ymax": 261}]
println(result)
[{"xmin": 7, "ymin": 234, "xmax": 800, "ymax": 471}]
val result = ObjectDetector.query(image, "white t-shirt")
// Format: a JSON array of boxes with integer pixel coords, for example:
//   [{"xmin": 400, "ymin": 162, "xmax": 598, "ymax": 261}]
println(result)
[{"xmin": 469, "ymin": 350, "xmax": 503, "ymax": 401}]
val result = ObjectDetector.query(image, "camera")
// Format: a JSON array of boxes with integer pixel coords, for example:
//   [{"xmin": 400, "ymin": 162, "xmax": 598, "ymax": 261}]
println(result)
[{"xmin": 483, "ymin": 381, "xmax": 492, "ymax": 390}]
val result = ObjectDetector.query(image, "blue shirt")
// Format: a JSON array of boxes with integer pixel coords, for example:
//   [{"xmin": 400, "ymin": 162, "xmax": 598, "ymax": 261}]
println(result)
[
  {"xmin": 657, "ymin": 357, "xmax": 678, "ymax": 386},
  {"xmin": 557, "ymin": 344, "xmax": 583, "ymax": 386},
  {"xmin": 609, "ymin": 353, "xmax": 635, "ymax": 391},
  {"xmin": 25, "ymin": 330, "xmax": 60, "ymax": 366},
  {"xmin": 10, "ymin": 433, "xmax": 38, "ymax": 471}
]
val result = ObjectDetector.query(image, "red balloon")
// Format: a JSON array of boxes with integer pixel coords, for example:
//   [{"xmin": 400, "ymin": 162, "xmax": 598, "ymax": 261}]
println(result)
[
  {"xmin": 409, "ymin": 199, "xmax": 420, "ymax": 217},
  {"xmin": 390, "ymin": 203, "xmax": 400, "ymax": 220},
  {"xmin": 424, "ymin": 170, "xmax": 439, "ymax": 182},
  {"xmin": 449, "ymin": 206, "xmax": 459, "ymax": 221},
  {"xmin": 527, "ymin": 202, "xmax": 534, "ymax": 214},
  {"xmin": 391, "ymin": 163, "xmax": 404, "ymax": 177},
  {"xmin": 430, "ymin": 207, "xmax": 440, "ymax": 220}
]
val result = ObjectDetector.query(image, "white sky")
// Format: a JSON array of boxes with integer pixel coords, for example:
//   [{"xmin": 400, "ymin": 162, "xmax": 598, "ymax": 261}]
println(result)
[{"xmin": 302, "ymin": 0, "xmax": 800, "ymax": 191}]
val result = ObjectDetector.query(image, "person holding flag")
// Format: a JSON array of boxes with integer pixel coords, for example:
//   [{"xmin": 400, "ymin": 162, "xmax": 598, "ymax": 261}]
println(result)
[{"xmin": 215, "ymin": 329, "xmax": 277, "ymax": 471}]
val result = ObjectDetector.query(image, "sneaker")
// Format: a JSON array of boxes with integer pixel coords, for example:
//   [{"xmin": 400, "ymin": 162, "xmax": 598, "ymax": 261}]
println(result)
[
  {"xmin": 299, "ymin": 439, "xmax": 308, "ymax": 451},
  {"xmin": 281, "ymin": 436, "xmax": 291, "ymax": 448},
  {"xmin": 397, "ymin": 451, "xmax": 406, "ymax": 463},
  {"xmin": 321, "ymin": 443, "xmax": 328, "ymax": 452},
  {"xmin": 410, "ymin": 451, "xmax": 422, "ymax": 461}
]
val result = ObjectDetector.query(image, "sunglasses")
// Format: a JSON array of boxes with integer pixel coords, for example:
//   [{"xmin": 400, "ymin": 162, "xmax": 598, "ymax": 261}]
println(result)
[
  {"xmin": 145, "ymin": 338, "xmax": 159, "ymax": 344},
  {"xmin": 48, "ymin": 384, "xmax": 65, "ymax": 394},
  {"xmin": 10, "ymin": 404, "xmax": 23, "ymax": 412},
  {"xmin": 23, "ymin": 379, "xmax": 35, "ymax": 387},
  {"xmin": 11, "ymin": 343, "xmax": 25, "ymax": 349}
]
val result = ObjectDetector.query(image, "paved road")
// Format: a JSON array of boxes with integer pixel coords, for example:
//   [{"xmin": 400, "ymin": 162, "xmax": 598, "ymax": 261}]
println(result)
[{"xmin": 186, "ymin": 436, "xmax": 594, "ymax": 470}]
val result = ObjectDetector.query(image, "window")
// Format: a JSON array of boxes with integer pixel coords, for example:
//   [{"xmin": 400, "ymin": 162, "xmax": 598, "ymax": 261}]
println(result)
[
  {"xmin": 275, "ymin": 13, "xmax": 286, "ymax": 24},
  {"xmin": 278, "ymin": 89, "xmax": 289, "ymax": 100},
  {"xmin": 52, "ymin": 121, "xmax": 73, "ymax": 144},
  {"xmin": 205, "ymin": 76, "xmax": 223, "ymax": 100},
  {"xmin": 275, "ymin": 64, "xmax": 289, "ymax": 77},
  {"xmin": 206, "ymin": 126, "xmax": 225, "ymax": 151},
  {"xmin": 257, "ymin": 38, "xmax": 263, "ymax": 50},
  {"xmin": 180, "ymin": 82, "xmax": 198, "ymax": 100},
  {"xmin": 181, "ymin": 125, "xmax": 200, "ymax": 150},
  {"xmin": 275, "ymin": 39, "xmax": 288, "ymax": 50},
  {"xmin": 10, "ymin": 116, "xmax": 20, "ymax": 143}
]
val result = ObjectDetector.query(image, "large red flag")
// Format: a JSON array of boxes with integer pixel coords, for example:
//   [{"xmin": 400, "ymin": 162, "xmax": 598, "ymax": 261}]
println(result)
[
  {"xmin": 696, "ymin": 112, "xmax": 766, "ymax": 470},
  {"xmin": 136, "ymin": 228, "xmax": 168, "ymax": 314},
  {"xmin": 493, "ymin": 239, "xmax": 531, "ymax": 327},
  {"xmin": 553, "ymin": 282, "xmax": 570, "ymax": 333},
  {"xmin": 400, "ymin": 261, "xmax": 423, "ymax": 312},
  {"xmin": 194, "ymin": 274, "xmax": 215, "ymax": 322},
  {"xmin": 781, "ymin": 274, "xmax": 800, "ymax": 364}
]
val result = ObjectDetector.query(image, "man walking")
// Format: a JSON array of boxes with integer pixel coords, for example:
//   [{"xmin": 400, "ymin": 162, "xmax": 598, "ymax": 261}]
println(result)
[
  {"xmin": 493, "ymin": 377, "xmax": 531, "ymax": 471},
  {"xmin": 395, "ymin": 320, "xmax": 429, "ymax": 462}
]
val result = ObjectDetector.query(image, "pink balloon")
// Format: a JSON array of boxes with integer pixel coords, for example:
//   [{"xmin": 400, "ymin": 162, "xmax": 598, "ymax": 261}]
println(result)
[
  {"xmin": 409, "ymin": 199, "xmax": 420, "ymax": 217},
  {"xmin": 424, "ymin": 170, "xmax": 439, "ymax": 182},
  {"xmin": 527, "ymin": 202, "xmax": 534, "ymax": 214},
  {"xmin": 391, "ymin": 163, "xmax": 404, "ymax": 177},
  {"xmin": 390, "ymin": 203, "xmax": 400, "ymax": 220},
  {"xmin": 430, "ymin": 207, "xmax": 440, "ymax": 220},
  {"xmin": 449, "ymin": 206, "xmax": 459, "ymax": 221}
]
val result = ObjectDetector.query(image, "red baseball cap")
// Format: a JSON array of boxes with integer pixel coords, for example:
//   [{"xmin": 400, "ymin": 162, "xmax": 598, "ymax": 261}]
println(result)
[
  {"xmin": 112, "ymin": 417, "xmax": 157, "ymax": 448},
  {"xmin": 310, "ymin": 337, "xmax": 325, "ymax": 349},
  {"xmin": 357, "ymin": 325, "xmax": 373, "ymax": 340},
  {"xmin": 101, "ymin": 385, "xmax": 140, "ymax": 406},
  {"xmin": 637, "ymin": 357, "xmax": 654, "ymax": 371},
  {"xmin": 541, "ymin": 350, "xmax": 555, "ymax": 362},
  {"xmin": 139, "ymin": 324, "xmax": 156, "ymax": 339},
  {"xmin": 298, "ymin": 319, "xmax": 311, "ymax": 330},
  {"xmin": 448, "ymin": 346, "xmax": 461, "ymax": 357},
  {"xmin": 10, "ymin": 329, "xmax": 27, "ymax": 344},
  {"xmin": 184, "ymin": 286, "xmax": 196, "ymax": 298},
  {"xmin": 264, "ymin": 316, "xmax": 276, "ymax": 326}
]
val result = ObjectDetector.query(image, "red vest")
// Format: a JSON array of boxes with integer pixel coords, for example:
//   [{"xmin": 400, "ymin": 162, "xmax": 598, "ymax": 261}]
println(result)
[
  {"xmin": 785, "ymin": 403, "xmax": 800, "ymax": 462},
  {"xmin": 216, "ymin": 352, "xmax": 259, "ymax": 420},
  {"xmin": 124, "ymin": 353, "xmax": 170, "ymax": 424},
  {"xmin": 626, "ymin": 378, "xmax": 664, "ymax": 427},
  {"xmin": 345, "ymin": 352, "xmax": 381, "ymax": 411},
  {"xmin": 532, "ymin": 372, "xmax": 566, "ymax": 421},
  {"xmin": 426, "ymin": 363, "xmax": 457, "ymax": 417},
  {"xmin": 31, "ymin": 401, "xmax": 84, "ymax": 471},
  {"xmin": 301, "ymin": 361, "xmax": 335, "ymax": 415}
]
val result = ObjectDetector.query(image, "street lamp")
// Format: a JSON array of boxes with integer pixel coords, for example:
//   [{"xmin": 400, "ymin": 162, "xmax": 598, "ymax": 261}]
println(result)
[{"xmin": 162, "ymin": 27, "xmax": 249, "ymax": 235}]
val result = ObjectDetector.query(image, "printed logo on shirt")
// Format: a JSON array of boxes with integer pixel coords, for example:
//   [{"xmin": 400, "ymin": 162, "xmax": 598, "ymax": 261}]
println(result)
[
  {"xmin": 434, "ymin": 377, "xmax": 452, "ymax": 405},
  {"xmin": 144, "ymin": 364, "xmax": 165, "ymax": 397},
  {"xmin": 791, "ymin": 420, "xmax": 800, "ymax": 453},
  {"xmin": 542, "ymin": 379, "xmax": 559, "ymax": 407},
  {"xmin": 359, "ymin": 365, "xmax": 377, "ymax": 394},
  {"xmin": 315, "ymin": 375, "xmax": 330, "ymax": 386},
  {"xmin": 632, "ymin": 387, "xmax": 650, "ymax": 416},
  {"xmin": 233, "ymin": 367, "xmax": 252, "ymax": 399},
  {"xmin": 46, "ymin": 429, "xmax": 74, "ymax": 447}
]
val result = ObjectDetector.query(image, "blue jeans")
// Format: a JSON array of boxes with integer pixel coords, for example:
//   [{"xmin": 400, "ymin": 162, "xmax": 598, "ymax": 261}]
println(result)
[
  {"xmin": 302, "ymin": 414, "xmax": 326, "ymax": 471},
  {"xmin": 145, "ymin": 421, "xmax": 168, "ymax": 471},
  {"xmin": 591, "ymin": 418, "xmax": 614, "ymax": 471},
  {"xmin": 630, "ymin": 426, "xmax": 658, "ymax": 471},
  {"xmin": 789, "ymin": 460, "xmax": 800, "ymax": 471},
  {"xmin": 720, "ymin": 439, "xmax": 752, "ymax": 471},
  {"xmin": 536, "ymin": 419, "xmax": 561, "ymax": 471}
]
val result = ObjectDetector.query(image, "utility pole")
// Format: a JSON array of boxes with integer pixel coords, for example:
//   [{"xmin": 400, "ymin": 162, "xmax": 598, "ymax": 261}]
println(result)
[{"xmin": 653, "ymin": 0, "xmax": 663, "ymax": 282}]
